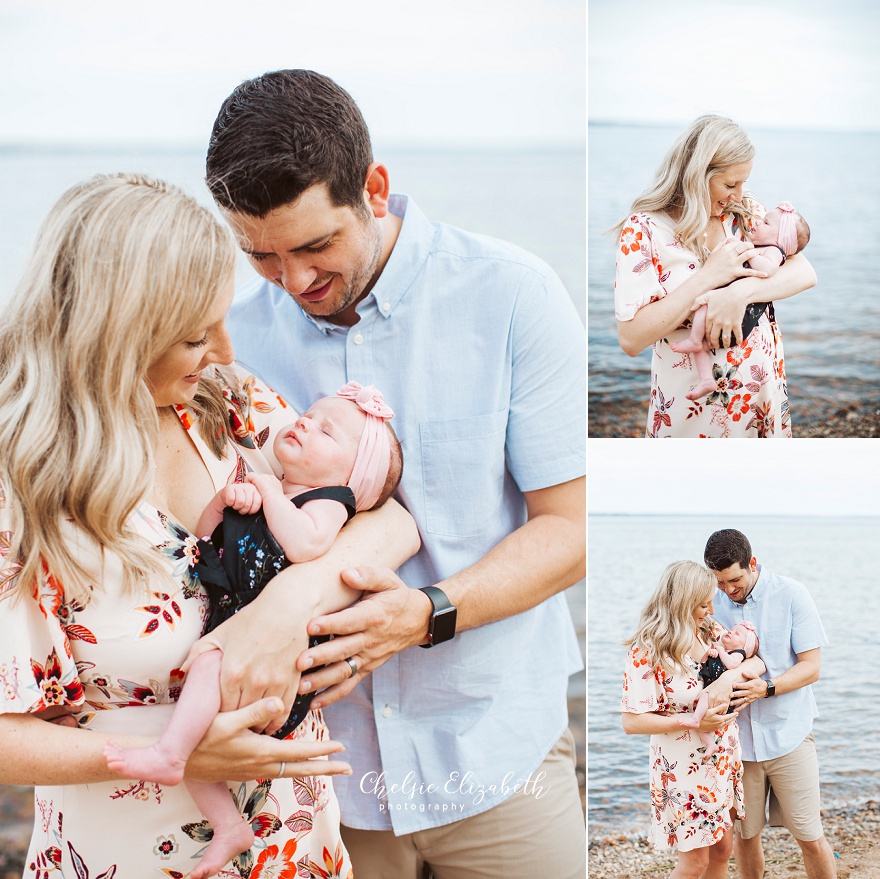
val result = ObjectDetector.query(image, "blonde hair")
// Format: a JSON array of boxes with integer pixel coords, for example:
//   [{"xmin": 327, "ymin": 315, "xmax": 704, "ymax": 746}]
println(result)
[
  {"xmin": 618, "ymin": 114, "xmax": 756, "ymax": 258},
  {"xmin": 0, "ymin": 173, "xmax": 236, "ymax": 603},
  {"xmin": 623, "ymin": 560, "xmax": 716, "ymax": 676}
]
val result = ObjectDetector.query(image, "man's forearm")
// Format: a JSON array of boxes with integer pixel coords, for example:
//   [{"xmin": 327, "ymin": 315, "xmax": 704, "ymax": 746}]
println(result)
[
  {"xmin": 768, "ymin": 654, "xmax": 820, "ymax": 696},
  {"xmin": 437, "ymin": 477, "xmax": 585, "ymax": 632}
]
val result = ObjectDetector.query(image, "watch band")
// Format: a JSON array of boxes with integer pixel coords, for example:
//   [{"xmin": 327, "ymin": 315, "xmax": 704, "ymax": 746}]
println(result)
[
  {"xmin": 765, "ymin": 679, "xmax": 776, "ymax": 698},
  {"xmin": 418, "ymin": 586, "xmax": 458, "ymax": 648}
]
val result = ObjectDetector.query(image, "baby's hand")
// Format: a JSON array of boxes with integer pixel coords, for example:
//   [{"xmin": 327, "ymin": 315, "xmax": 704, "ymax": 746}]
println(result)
[
  {"xmin": 247, "ymin": 472, "xmax": 285, "ymax": 500},
  {"xmin": 708, "ymin": 646, "xmax": 719, "ymax": 658},
  {"xmin": 219, "ymin": 483, "xmax": 263, "ymax": 515}
]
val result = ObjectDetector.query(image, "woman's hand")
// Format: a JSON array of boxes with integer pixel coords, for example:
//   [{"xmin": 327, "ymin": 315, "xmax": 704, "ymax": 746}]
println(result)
[
  {"xmin": 701, "ymin": 237, "xmax": 766, "ymax": 289},
  {"xmin": 182, "ymin": 598, "xmax": 314, "ymax": 734},
  {"xmin": 185, "ymin": 696, "xmax": 351, "ymax": 782},
  {"xmin": 691, "ymin": 285, "xmax": 750, "ymax": 349},
  {"xmin": 697, "ymin": 701, "xmax": 737, "ymax": 733}
]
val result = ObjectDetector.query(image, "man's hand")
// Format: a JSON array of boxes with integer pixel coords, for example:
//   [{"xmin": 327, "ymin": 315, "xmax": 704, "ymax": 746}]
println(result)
[
  {"xmin": 729, "ymin": 667, "xmax": 768, "ymax": 710},
  {"xmin": 296, "ymin": 567, "xmax": 434, "ymax": 709}
]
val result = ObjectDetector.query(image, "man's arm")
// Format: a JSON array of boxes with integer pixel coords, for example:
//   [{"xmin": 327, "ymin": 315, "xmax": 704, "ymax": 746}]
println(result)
[
  {"xmin": 298, "ymin": 475, "xmax": 585, "ymax": 708},
  {"xmin": 729, "ymin": 647, "xmax": 821, "ymax": 710}
]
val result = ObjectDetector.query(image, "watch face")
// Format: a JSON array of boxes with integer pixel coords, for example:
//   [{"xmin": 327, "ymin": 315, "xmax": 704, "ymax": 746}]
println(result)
[{"xmin": 432, "ymin": 605, "xmax": 458, "ymax": 644}]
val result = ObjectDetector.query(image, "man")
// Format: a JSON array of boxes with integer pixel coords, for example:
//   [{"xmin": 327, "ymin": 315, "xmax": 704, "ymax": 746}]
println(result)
[
  {"xmin": 705, "ymin": 529, "xmax": 836, "ymax": 879},
  {"xmin": 205, "ymin": 70, "xmax": 586, "ymax": 877}
]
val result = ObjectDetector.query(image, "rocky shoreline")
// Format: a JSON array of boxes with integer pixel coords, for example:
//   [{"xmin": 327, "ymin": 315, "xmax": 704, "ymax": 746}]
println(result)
[
  {"xmin": 588, "ymin": 801, "xmax": 880, "ymax": 878},
  {"xmin": 588, "ymin": 396, "xmax": 880, "ymax": 438}
]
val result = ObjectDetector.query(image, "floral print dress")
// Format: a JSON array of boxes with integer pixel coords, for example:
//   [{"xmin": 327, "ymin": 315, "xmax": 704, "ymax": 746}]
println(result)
[
  {"xmin": 619, "ymin": 621, "xmax": 746, "ymax": 852},
  {"xmin": 0, "ymin": 364, "xmax": 353, "ymax": 879},
  {"xmin": 615, "ymin": 197, "xmax": 792, "ymax": 437}
]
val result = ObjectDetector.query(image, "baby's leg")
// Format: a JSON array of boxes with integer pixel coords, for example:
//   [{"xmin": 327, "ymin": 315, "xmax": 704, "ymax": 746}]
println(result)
[
  {"xmin": 678, "ymin": 692, "xmax": 709, "ymax": 729},
  {"xmin": 103, "ymin": 650, "xmax": 222, "ymax": 785},
  {"xmin": 185, "ymin": 780, "xmax": 255, "ymax": 879},
  {"xmin": 685, "ymin": 347, "xmax": 718, "ymax": 401},
  {"xmin": 670, "ymin": 305, "xmax": 708, "ymax": 354}
]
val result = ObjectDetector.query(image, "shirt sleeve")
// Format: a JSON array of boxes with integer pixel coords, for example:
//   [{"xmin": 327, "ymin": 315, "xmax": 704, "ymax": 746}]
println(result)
[
  {"xmin": 789, "ymin": 584, "xmax": 829, "ymax": 654},
  {"xmin": 619, "ymin": 644, "xmax": 668, "ymax": 715},
  {"xmin": 0, "ymin": 520, "xmax": 85, "ymax": 716},
  {"xmin": 614, "ymin": 212, "xmax": 667, "ymax": 322},
  {"xmin": 503, "ymin": 264, "xmax": 586, "ymax": 493}
]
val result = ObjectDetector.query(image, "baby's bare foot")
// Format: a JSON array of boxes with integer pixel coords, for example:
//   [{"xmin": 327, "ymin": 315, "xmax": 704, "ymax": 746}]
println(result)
[
  {"xmin": 103, "ymin": 739, "xmax": 186, "ymax": 785},
  {"xmin": 188, "ymin": 820, "xmax": 254, "ymax": 879},
  {"xmin": 686, "ymin": 379, "xmax": 717, "ymax": 401},
  {"xmin": 670, "ymin": 337, "xmax": 705, "ymax": 354}
]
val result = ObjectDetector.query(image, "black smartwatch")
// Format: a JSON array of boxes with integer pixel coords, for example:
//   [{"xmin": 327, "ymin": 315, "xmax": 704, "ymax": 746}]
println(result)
[
  {"xmin": 418, "ymin": 586, "xmax": 457, "ymax": 648},
  {"xmin": 765, "ymin": 679, "xmax": 776, "ymax": 698}
]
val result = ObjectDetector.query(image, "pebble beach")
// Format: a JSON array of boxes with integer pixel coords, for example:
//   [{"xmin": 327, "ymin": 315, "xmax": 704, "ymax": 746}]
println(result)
[
  {"xmin": 588, "ymin": 393, "xmax": 880, "ymax": 438},
  {"xmin": 589, "ymin": 801, "xmax": 880, "ymax": 878}
]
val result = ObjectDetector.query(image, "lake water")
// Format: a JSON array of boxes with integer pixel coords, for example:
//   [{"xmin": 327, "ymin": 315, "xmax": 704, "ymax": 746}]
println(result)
[
  {"xmin": 588, "ymin": 123, "xmax": 880, "ymax": 426},
  {"xmin": 0, "ymin": 143, "xmax": 585, "ymax": 322},
  {"xmin": 588, "ymin": 513, "xmax": 879, "ymax": 840}
]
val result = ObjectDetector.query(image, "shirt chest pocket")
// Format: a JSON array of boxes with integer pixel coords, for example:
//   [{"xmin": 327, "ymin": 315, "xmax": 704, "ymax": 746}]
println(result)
[{"xmin": 419, "ymin": 409, "xmax": 509, "ymax": 538}]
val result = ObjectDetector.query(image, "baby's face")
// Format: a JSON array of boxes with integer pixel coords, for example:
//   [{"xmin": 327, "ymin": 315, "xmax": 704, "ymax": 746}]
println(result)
[
  {"xmin": 273, "ymin": 396, "xmax": 365, "ymax": 487},
  {"xmin": 748, "ymin": 210, "xmax": 782, "ymax": 247},
  {"xmin": 721, "ymin": 623, "xmax": 752, "ymax": 653}
]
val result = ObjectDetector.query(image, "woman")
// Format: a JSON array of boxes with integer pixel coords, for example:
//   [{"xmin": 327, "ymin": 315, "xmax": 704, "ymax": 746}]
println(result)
[
  {"xmin": 614, "ymin": 114, "xmax": 816, "ymax": 438},
  {"xmin": 620, "ymin": 561, "xmax": 764, "ymax": 879},
  {"xmin": 0, "ymin": 174, "xmax": 419, "ymax": 876}
]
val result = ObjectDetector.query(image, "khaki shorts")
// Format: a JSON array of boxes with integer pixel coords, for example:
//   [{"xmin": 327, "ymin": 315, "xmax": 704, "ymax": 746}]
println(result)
[
  {"xmin": 341, "ymin": 728, "xmax": 585, "ymax": 879},
  {"xmin": 736, "ymin": 733, "xmax": 825, "ymax": 841}
]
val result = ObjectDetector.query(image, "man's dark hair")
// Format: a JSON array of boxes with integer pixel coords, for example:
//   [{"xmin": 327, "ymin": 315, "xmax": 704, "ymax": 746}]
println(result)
[
  {"xmin": 206, "ymin": 69, "xmax": 373, "ymax": 218},
  {"xmin": 704, "ymin": 529, "xmax": 752, "ymax": 572}
]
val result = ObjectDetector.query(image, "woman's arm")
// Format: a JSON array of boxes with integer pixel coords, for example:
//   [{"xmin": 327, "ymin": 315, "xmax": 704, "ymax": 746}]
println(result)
[
  {"xmin": 617, "ymin": 238, "xmax": 766, "ymax": 356},
  {"xmin": 621, "ymin": 702, "xmax": 734, "ymax": 736},
  {"xmin": 0, "ymin": 699, "xmax": 350, "ymax": 786},
  {"xmin": 192, "ymin": 498, "xmax": 420, "ymax": 729},
  {"xmin": 697, "ymin": 253, "xmax": 817, "ymax": 348}
]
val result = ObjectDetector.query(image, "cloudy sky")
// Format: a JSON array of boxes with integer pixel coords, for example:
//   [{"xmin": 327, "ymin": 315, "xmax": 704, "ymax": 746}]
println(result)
[
  {"xmin": 590, "ymin": 0, "xmax": 879, "ymax": 132},
  {"xmin": 590, "ymin": 440, "xmax": 880, "ymax": 517},
  {"xmin": 0, "ymin": 0, "xmax": 584, "ymax": 146}
]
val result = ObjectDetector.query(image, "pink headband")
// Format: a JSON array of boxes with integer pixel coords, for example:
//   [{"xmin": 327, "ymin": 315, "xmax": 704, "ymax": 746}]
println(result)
[
  {"xmin": 775, "ymin": 202, "xmax": 799, "ymax": 257},
  {"xmin": 736, "ymin": 621, "xmax": 758, "ymax": 657},
  {"xmin": 336, "ymin": 381, "xmax": 395, "ymax": 512}
]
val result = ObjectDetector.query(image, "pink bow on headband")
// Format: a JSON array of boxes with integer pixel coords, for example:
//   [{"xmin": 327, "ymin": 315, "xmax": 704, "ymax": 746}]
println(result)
[
  {"xmin": 336, "ymin": 381, "xmax": 395, "ymax": 420},
  {"xmin": 774, "ymin": 202, "xmax": 799, "ymax": 257},
  {"xmin": 336, "ymin": 381, "xmax": 394, "ymax": 511},
  {"xmin": 736, "ymin": 620, "xmax": 758, "ymax": 657}
]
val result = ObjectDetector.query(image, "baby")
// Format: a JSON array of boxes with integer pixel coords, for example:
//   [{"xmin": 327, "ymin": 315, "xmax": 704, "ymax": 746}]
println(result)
[
  {"xmin": 671, "ymin": 202, "xmax": 811, "ymax": 400},
  {"xmin": 104, "ymin": 381, "xmax": 402, "ymax": 879},
  {"xmin": 679, "ymin": 621, "xmax": 761, "ymax": 752}
]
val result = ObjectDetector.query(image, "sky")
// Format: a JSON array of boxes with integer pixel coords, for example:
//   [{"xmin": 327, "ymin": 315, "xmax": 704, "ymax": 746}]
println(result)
[
  {"xmin": 589, "ymin": 0, "xmax": 880, "ymax": 132},
  {"xmin": 589, "ymin": 439, "xmax": 880, "ymax": 517},
  {"xmin": 0, "ymin": 0, "xmax": 584, "ymax": 147}
]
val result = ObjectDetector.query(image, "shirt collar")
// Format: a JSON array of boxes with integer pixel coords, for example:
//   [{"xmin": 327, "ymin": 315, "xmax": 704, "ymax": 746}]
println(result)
[{"xmin": 304, "ymin": 194, "xmax": 433, "ymax": 334}]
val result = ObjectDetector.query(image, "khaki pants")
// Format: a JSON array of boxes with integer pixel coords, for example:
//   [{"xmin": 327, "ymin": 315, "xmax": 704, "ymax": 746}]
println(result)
[
  {"xmin": 341, "ymin": 728, "xmax": 586, "ymax": 879},
  {"xmin": 737, "ymin": 733, "xmax": 825, "ymax": 841}
]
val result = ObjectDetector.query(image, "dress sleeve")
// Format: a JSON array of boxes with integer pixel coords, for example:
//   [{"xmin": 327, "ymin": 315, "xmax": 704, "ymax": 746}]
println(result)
[
  {"xmin": 614, "ymin": 212, "xmax": 668, "ymax": 322},
  {"xmin": 214, "ymin": 362, "xmax": 300, "ymax": 480},
  {"xmin": 619, "ymin": 643, "xmax": 669, "ymax": 715},
  {"xmin": 0, "ymin": 518, "xmax": 85, "ymax": 716}
]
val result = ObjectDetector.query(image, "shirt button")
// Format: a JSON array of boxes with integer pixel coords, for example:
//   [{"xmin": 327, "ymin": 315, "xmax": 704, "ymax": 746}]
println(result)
[
  {"xmin": 381, "ymin": 301, "xmax": 391, "ymax": 313},
  {"xmin": 353, "ymin": 333, "xmax": 364, "ymax": 345},
  {"xmin": 381, "ymin": 705, "xmax": 392, "ymax": 718}
]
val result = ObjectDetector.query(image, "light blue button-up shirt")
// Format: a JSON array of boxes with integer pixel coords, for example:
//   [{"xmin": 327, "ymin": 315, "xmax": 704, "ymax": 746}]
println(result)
[
  {"xmin": 713, "ymin": 565, "xmax": 828, "ymax": 762},
  {"xmin": 228, "ymin": 195, "xmax": 585, "ymax": 833}
]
